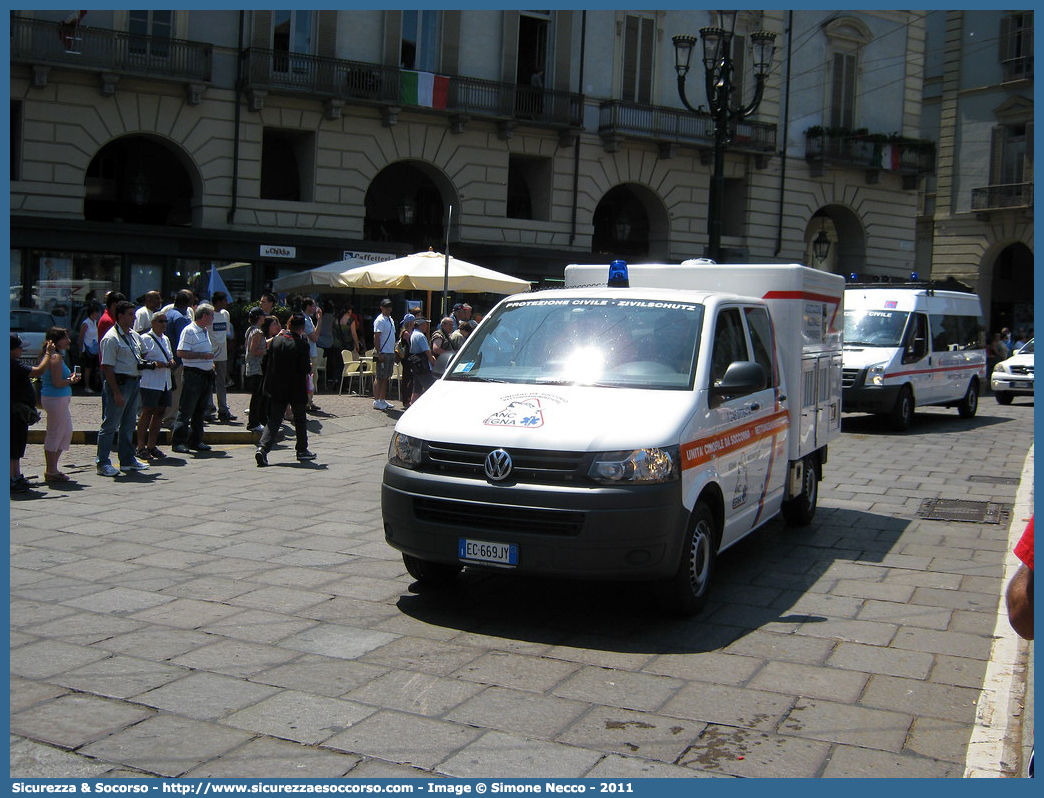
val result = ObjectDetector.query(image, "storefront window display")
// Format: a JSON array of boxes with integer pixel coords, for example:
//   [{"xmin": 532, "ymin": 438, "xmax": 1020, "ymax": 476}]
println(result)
[
  {"xmin": 27, "ymin": 251, "xmax": 120, "ymax": 323},
  {"xmin": 10, "ymin": 249, "xmax": 24, "ymax": 308}
]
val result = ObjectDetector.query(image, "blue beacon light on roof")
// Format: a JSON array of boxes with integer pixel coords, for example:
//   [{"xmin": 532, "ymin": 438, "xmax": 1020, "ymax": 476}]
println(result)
[{"xmin": 608, "ymin": 259, "xmax": 629, "ymax": 288}]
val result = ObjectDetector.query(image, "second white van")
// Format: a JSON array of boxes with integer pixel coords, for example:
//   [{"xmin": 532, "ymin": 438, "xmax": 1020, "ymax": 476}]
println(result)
[{"xmin": 842, "ymin": 284, "xmax": 987, "ymax": 430}]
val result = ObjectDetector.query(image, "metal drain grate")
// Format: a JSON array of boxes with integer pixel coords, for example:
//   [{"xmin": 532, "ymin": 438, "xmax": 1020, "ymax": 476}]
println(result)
[
  {"xmin": 967, "ymin": 475, "xmax": 1020, "ymax": 486},
  {"xmin": 917, "ymin": 499, "xmax": 1010, "ymax": 524}
]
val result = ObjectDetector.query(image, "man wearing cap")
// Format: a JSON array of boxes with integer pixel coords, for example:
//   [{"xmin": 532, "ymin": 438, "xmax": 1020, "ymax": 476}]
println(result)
[
  {"xmin": 372, "ymin": 298, "xmax": 396, "ymax": 410},
  {"xmin": 409, "ymin": 315, "xmax": 437, "ymax": 403}
]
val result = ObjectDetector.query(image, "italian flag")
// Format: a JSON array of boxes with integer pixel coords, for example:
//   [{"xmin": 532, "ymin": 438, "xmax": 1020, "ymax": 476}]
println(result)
[
  {"xmin": 874, "ymin": 144, "xmax": 902, "ymax": 171},
  {"xmin": 400, "ymin": 70, "xmax": 449, "ymax": 109}
]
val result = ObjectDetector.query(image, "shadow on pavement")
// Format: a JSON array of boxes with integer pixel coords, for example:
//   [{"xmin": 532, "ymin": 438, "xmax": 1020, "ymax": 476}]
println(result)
[
  {"xmin": 841, "ymin": 409, "xmax": 1015, "ymax": 435},
  {"xmin": 395, "ymin": 507, "xmax": 909, "ymax": 654}
]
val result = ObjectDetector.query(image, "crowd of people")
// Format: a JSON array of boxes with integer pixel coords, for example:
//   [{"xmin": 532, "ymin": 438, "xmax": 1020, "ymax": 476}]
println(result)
[
  {"xmin": 987, "ymin": 326, "xmax": 1032, "ymax": 375},
  {"xmin": 11, "ymin": 289, "xmax": 483, "ymax": 487}
]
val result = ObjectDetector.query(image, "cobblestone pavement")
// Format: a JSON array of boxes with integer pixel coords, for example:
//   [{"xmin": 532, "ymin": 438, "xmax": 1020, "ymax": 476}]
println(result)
[{"xmin": 10, "ymin": 390, "xmax": 1035, "ymax": 778}]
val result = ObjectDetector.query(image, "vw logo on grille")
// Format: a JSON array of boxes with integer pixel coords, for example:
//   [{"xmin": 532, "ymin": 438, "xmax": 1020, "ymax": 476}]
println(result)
[{"xmin": 484, "ymin": 449, "xmax": 513, "ymax": 481}]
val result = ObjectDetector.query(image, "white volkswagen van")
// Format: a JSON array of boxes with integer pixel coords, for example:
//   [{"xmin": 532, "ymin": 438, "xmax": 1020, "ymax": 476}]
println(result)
[
  {"xmin": 842, "ymin": 285, "xmax": 986, "ymax": 430},
  {"xmin": 382, "ymin": 261, "xmax": 843, "ymax": 614}
]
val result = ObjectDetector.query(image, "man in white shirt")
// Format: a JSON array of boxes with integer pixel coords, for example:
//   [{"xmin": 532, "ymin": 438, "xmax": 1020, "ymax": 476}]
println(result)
[
  {"xmin": 133, "ymin": 291, "xmax": 162, "ymax": 333},
  {"xmin": 96, "ymin": 301, "xmax": 149, "ymax": 476},
  {"xmin": 372, "ymin": 298, "xmax": 396, "ymax": 410},
  {"xmin": 162, "ymin": 290, "xmax": 195, "ymax": 426},
  {"xmin": 171, "ymin": 303, "xmax": 216, "ymax": 454},
  {"xmin": 300, "ymin": 296, "xmax": 322, "ymax": 413},
  {"xmin": 209, "ymin": 291, "xmax": 236, "ymax": 422}
]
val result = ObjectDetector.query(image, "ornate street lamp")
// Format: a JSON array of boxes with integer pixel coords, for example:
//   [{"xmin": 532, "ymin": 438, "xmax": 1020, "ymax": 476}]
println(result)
[
  {"xmin": 812, "ymin": 229, "xmax": 831, "ymax": 263},
  {"xmin": 672, "ymin": 13, "xmax": 776, "ymax": 263}
]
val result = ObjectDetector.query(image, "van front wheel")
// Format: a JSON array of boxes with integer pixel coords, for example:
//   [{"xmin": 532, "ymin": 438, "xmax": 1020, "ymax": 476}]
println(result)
[
  {"xmin": 402, "ymin": 553, "xmax": 462, "ymax": 585},
  {"xmin": 957, "ymin": 379, "xmax": 978, "ymax": 418},
  {"xmin": 657, "ymin": 502, "xmax": 717, "ymax": 616},
  {"xmin": 995, "ymin": 391, "xmax": 1014, "ymax": 405},
  {"xmin": 889, "ymin": 386, "xmax": 914, "ymax": 431}
]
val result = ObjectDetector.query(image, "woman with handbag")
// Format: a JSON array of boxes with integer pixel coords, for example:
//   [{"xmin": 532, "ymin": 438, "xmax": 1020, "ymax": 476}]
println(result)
[
  {"xmin": 39, "ymin": 327, "xmax": 81, "ymax": 482},
  {"xmin": 10, "ymin": 333, "xmax": 50, "ymax": 493}
]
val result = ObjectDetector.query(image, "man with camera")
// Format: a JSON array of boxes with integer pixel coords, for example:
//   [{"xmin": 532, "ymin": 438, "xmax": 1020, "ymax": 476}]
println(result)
[
  {"xmin": 171, "ymin": 303, "xmax": 217, "ymax": 455},
  {"xmin": 96, "ymin": 301, "xmax": 150, "ymax": 476}
]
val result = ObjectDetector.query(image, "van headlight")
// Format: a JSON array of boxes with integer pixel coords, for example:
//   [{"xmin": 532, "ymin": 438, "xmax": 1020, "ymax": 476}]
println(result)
[
  {"xmin": 389, "ymin": 433, "xmax": 423, "ymax": 468},
  {"xmin": 589, "ymin": 447, "xmax": 679, "ymax": 484},
  {"xmin": 993, "ymin": 362, "xmax": 1010, "ymax": 375},
  {"xmin": 866, "ymin": 363, "xmax": 888, "ymax": 386}
]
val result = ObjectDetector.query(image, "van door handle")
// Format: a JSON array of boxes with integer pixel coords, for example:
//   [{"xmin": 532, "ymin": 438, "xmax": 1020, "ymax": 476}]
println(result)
[{"xmin": 748, "ymin": 402, "xmax": 761, "ymax": 411}]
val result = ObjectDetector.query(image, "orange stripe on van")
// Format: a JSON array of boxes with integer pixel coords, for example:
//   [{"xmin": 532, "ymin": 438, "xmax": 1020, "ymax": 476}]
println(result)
[{"xmin": 681, "ymin": 410, "xmax": 790, "ymax": 470}]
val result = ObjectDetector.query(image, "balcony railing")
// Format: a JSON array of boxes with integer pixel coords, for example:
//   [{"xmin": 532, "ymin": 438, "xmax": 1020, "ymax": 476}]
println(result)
[
  {"xmin": 240, "ymin": 49, "xmax": 583, "ymax": 128},
  {"xmin": 805, "ymin": 133, "xmax": 935, "ymax": 176},
  {"xmin": 598, "ymin": 100, "xmax": 777, "ymax": 152},
  {"xmin": 971, "ymin": 182, "xmax": 1033, "ymax": 211},
  {"xmin": 10, "ymin": 16, "xmax": 212, "ymax": 83}
]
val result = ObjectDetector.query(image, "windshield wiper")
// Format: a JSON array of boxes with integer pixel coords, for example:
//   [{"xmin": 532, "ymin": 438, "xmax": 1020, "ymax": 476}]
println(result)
[{"xmin": 451, "ymin": 375, "xmax": 509, "ymax": 383}]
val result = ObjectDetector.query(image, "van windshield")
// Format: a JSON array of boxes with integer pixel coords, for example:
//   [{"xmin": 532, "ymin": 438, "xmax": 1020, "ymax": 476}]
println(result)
[
  {"xmin": 843, "ymin": 309, "xmax": 909, "ymax": 347},
  {"xmin": 445, "ymin": 297, "xmax": 704, "ymax": 390}
]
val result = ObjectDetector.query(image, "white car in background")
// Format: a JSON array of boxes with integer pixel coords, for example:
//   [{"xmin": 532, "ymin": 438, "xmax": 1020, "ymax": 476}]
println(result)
[
  {"xmin": 10, "ymin": 308, "xmax": 57, "ymax": 366},
  {"xmin": 991, "ymin": 338, "xmax": 1034, "ymax": 405}
]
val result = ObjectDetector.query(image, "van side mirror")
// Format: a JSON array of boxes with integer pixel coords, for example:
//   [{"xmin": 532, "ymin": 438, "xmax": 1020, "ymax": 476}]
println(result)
[{"xmin": 711, "ymin": 361, "xmax": 766, "ymax": 403}]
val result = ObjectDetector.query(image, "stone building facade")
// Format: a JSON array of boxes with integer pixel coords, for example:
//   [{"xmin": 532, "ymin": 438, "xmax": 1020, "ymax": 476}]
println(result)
[
  {"xmin": 919, "ymin": 10, "xmax": 1034, "ymax": 336},
  {"xmin": 12, "ymin": 10, "xmax": 931, "ymax": 320}
]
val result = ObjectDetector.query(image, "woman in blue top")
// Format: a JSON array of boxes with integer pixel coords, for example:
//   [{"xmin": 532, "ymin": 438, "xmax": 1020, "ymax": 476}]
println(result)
[{"xmin": 40, "ymin": 327, "xmax": 81, "ymax": 482}]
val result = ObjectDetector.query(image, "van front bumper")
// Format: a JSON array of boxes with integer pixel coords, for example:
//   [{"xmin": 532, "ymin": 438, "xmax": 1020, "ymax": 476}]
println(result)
[
  {"xmin": 842, "ymin": 384, "xmax": 903, "ymax": 413},
  {"xmin": 382, "ymin": 464, "xmax": 688, "ymax": 580}
]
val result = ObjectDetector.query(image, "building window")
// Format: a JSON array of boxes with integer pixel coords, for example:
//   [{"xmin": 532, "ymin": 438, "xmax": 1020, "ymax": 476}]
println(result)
[
  {"xmin": 822, "ymin": 17, "xmax": 872, "ymax": 130},
  {"xmin": 1000, "ymin": 12, "xmax": 1033, "ymax": 81},
  {"xmin": 622, "ymin": 14, "xmax": 655, "ymax": 105},
  {"xmin": 991, "ymin": 123, "xmax": 1028, "ymax": 186},
  {"xmin": 507, "ymin": 155, "xmax": 552, "ymax": 221},
  {"xmin": 517, "ymin": 11, "xmax": 551, "ymax": 86},
  {"xmin": 273, "ymin": 10, "xmax": 313, "ymax": 73},
  {"xmin": 830, "ymin": 52, "xmax": 857, "ymax": 130},
  {"xmin": 128, "ymin": 10, "xmax": 172, "ymax": 59},
  {"xmin": 261, "ymin": 129, "xmax": 315, "ymax": 202},
  {"xmin": 11, "ymin": 100, "xmax": 21, "ymax": 181},
  {"xmin": 401, "ymin": 10, "xmax": 439, "ymax": 71}
]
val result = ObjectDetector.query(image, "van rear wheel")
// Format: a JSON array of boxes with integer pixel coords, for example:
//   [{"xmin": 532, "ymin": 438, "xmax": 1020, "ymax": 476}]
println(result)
[
  {"xmin": 957, "ymin": 379, "xmax": 978, "ymax": 418},
  {"xmin": 782, "ymin": 456, "xmax": 819, "ymax": 526},
  {"xmin": 889, "ymin": 386, "xmax": 914, "ymax": 431},
  {"xmin": 657, "ymin": 501, "xmax": 717, "ymax": 616},
  {"xmin": 402, "ymin": 553, "xmax": 462, "ymax": 585}
]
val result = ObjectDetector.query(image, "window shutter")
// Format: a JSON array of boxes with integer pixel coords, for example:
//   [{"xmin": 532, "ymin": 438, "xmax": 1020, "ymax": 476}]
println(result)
[
  {"xmin": 622, "ymin": 15, "xmax": 639, "ymax": 102},
  {"xmin": 989, "ymin": 126, "xmax": 1004, "ymax": 185},
  {"xmin": 253, "ymin": 11, "xmax": 272, "ymax": 49},
  {"xmin": 999, "ymin": 15, "xmax": 1012, "ymax": 63},
  {"xmin": 637, "ymin": 16, "xmax": 654, "ymax": 105},
  {"xmin": 316, "ymin": 10, "xmax": 336, "ymax": 58},
  {"xmin": 1024, "ymin": 121, "xmax": 1033, "ymax": 181},
  {"xmin": 842, "ymin": 54, "xmax": 856, "ymax": 129},
  {"xmin": 830, "ymin": 53, "xmax": 845, "ymax": 128}
]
